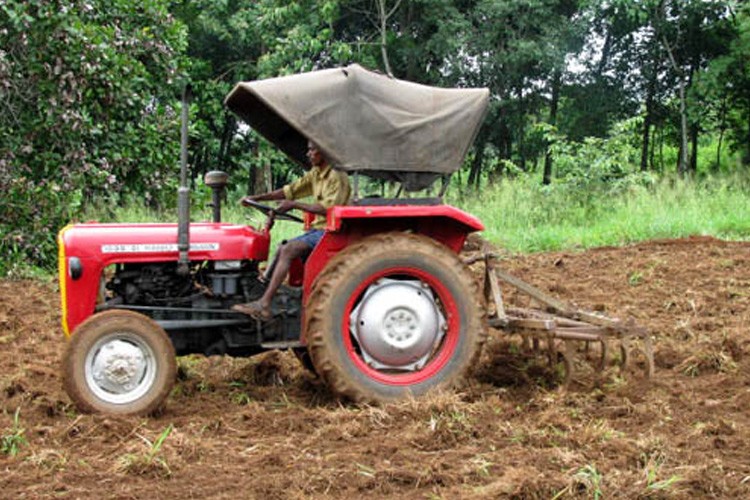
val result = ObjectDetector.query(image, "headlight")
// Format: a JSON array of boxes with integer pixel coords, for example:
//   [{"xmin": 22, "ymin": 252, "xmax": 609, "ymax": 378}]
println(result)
[{"xmin": 68, "ymin": 257, "xmax": 83, "ymax": 280}]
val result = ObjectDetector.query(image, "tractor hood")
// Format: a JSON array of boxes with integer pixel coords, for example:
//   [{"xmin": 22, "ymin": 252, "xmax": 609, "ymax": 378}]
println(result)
[
  {"xmin": 57, "ymin": 222, "xmax": 271, "ymax": 336},
  {"xmin": 225, "ymin": 64, "xmax": 489, "ymax": 190},
  {"xmin": 59, "ymin": 222, "xmax": 270, "ymax": 264}
]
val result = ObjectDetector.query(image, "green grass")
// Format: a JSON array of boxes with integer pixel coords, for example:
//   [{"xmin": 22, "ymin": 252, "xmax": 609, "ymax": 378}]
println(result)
[
  {"xmin": 454, "ymin": 174, "xmax": 750, "ymax": 253},
  {"xmin": 1, "ymin": 408, "xmax": 27, "ymax": 457},
  {"xmin": 116, "ymin": 424, "xmax": 174, "ymax": 478}
]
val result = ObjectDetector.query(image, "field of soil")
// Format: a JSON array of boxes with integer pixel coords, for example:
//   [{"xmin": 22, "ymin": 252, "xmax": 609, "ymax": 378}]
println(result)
[{"xmin": 2, "ymin": 236, "xmax": 750, "ymax": 498}]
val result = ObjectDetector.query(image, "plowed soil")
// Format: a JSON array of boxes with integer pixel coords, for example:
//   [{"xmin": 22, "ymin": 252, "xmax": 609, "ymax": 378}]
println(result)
[{"xmin": 2, "ymin": 237, "xmax": 750, "ymax": 498}]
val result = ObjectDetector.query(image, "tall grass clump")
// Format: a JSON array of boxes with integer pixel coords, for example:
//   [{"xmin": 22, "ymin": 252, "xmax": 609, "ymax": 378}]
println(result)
[
  {"xmin": 457, "ymin": 173, "xmax": 750, "ymax": 253},
  {"xmin": 455, "ymin": 119, "xmax": 750, "ymax": 253}
]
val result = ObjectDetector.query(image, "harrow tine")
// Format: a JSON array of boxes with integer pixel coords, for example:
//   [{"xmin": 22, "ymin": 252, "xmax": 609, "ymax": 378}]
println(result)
[
  {"xmin": 547, "ymin": 337, "xmax": 556, "ymax": 368},
  {"xmin": 618, "ymin": 336, "xmax": 655, "ymax": 378},
  {"xmin": 598, "ymin": 339, "xmax": 608, "ymax": 372},
  {"xmin": 619, "ymin": 337, "xmax": 631, "ymax": 370},
  {"xmin": 484, "ymin": 256, "xmax": 507, "ymax": 322},
  {"xmin": 561, "ymin": 340, "xmax": 575, "ymax": 387}
]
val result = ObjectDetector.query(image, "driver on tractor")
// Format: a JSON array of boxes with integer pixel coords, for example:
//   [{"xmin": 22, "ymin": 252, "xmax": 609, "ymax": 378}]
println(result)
[{"xmin": 232, "ymin": 140, "xmax": 351, "ymax": 320}]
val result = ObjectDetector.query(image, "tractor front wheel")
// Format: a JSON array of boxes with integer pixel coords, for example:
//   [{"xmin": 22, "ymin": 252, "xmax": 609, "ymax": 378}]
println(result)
[
  {"xmin": 62, "ymin": 310, "xmax": 176, "ymax": 416},
  {"xmin": 305, "ymin": 233, "xmax": 485, "ymax": 403}
]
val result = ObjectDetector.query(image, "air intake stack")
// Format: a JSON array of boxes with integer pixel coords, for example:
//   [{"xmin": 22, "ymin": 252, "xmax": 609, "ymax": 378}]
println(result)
[{"xmin": 177, "ymin": 85, "xmax": 192, "ymax": 276}]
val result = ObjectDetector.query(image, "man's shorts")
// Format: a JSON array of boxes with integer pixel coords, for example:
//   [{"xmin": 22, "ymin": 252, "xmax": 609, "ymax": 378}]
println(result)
[{"xmin": 291, "ymin": 229, "xmax": 325, "ymax": 260}]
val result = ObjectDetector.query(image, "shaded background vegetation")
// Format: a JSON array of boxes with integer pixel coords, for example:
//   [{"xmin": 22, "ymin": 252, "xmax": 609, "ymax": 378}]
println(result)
[{"xmin": 1, "ymin": 0, "xmax": 749, "ymax": 274}]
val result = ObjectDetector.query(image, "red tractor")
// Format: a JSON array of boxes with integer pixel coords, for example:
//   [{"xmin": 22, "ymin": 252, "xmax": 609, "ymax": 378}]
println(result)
[{"xmin": 58, "ymin": 65, "xmax": 491, "ymax": 415}]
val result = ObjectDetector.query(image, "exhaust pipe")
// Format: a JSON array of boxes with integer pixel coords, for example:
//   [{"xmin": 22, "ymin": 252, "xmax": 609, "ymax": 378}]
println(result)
[{"xmin": 177, "ymin": 85, "xmax": 192, "ymax": 276}]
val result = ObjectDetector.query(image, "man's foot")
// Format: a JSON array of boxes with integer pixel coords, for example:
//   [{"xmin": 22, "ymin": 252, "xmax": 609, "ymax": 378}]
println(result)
[{"xmin": 232, "ymin": 300, "xmax": 272, "ymax": 321}]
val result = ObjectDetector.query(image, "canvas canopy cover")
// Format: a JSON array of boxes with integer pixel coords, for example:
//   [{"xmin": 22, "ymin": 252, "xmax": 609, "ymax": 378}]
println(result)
[{"xmin": 225, "ymin": 64, "xmax": 489, "ymax": 190}]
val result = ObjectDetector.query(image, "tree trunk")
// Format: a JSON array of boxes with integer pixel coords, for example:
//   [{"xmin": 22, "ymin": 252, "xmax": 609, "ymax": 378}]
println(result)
[
  {"xmin": 468, "ymin": 136, "xmax": 487, "ymax": 189},
  {"xmin": 676, "ymin": 77, "xmax": 689, "ymax": 175},
  {"xmin": 595, "ymin": 31, "xmax": 612, "ymax": 78},
  {"xmin": 467, "ymin": 109, "xmax": 501, "ymax": 187},
  {"xmin": 193, "ymin": 145, "xmax": 204, "ymax": 182},
  {"xmin": 247, "ymin": 142, "xmax": 257, "ymax": 195},
  {"xmin": 543, "ymin": 69, "xmax": 561, "ymax": 185},
  {"xmin": 689, "ymin": 125, "xmax": 698, "ymax": 174},
  {"xmin": 376, "ymin": 0, "xmax": 398, "ymax": 77},
  {"xmin": 218, "ymin": 113, "xmax": 235, "ymax": 171},
  {"xmin": 658, "ymin": 2, "xmax": 688, "ymax": 175},
  {"xmin": 641, "ymin": 44, "xmax": 658, "ymax": 172},
  {"xmin": 659, "ymin": 128, "xmax": 665, "ymax": 172},
  {"xmin": 259, "ymin": 163, "xmax": 272, "ymax": 193},
  {"xmin": 641, "ymin": 105, "xmax": 652, "ymax": 172},
  {"xmin": 517, "ymin": 87, "xmax": 527, "ymax": 171},
  {"xmin": 715, "ymin": 96, "xmax": 728, "ymax": 170},
  {"xmin": 404, "ymin": 3, "xmax": 416, "ymax": 81},
  {"xmin": 686, "ymin": 62, "xmax": 698, "ymax": 174}
]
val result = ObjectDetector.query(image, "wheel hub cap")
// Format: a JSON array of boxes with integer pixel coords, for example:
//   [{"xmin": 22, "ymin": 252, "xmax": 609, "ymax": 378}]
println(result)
[
  {"xmin": 350, "ymin": 279, "xmax": 446, "ymax": 371},
  {"xmin": 85, "ymin": 333, "xmax": 156, "ymax": 404}
]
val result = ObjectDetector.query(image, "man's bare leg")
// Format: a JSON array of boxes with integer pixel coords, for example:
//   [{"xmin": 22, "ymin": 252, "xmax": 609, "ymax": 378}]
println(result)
[{"xmin": 233, "ymin": 239, "xmax": 311, "ymax": 319}]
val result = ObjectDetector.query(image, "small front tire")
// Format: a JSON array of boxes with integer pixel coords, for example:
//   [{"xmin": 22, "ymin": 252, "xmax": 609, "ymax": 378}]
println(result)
[{"xmin": 62, "ymin": 310, "xmax": 176, "ymax": 416}]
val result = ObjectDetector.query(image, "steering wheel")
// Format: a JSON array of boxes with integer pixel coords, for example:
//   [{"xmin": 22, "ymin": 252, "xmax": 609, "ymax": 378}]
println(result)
[{"xmin": 243, "ymin": 199, "xmax": 304, "ymax": 223}]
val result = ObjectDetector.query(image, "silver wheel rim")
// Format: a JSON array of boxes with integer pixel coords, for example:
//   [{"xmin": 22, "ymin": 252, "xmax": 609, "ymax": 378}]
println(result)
[
  {"xmin": 84, "ymin": 332, "xmax": 157, "ymax": 405},
  {"xmin": 349, "ymin": 278, "xmax": 446, "ymax": 371}
]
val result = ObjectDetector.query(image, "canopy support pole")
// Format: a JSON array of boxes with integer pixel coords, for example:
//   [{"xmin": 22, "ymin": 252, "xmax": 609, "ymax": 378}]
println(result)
[
  {"xmin": 438, "ymin": 174, "xmax": 451, "ymax": 200},
  {"xmin": 352, "ymin": 172, "xmax": 360, "ymax": 203}
]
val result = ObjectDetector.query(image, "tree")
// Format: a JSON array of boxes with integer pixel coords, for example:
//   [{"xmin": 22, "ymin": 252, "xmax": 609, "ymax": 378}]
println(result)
[
  {"xmin": 702, "ymin": 1, "xmax": 750, "ymax": 165},
  {"xmin": 173, "ymin": 0, "xmax": 359, "ymax": 196},
  {"xmin": 0, "ymin": 0, "xmax": 187, "ymax": 271},
  {"xmin": 370, "ymin": 0, "xmax": 404, "ymax": 76},
  {"xmin": 589, "ymin": 0, "xmax": 735, "ymax": 175},
  {"xmin": 456, "ymin": 0, "xmax": 586, "ymax": 186}
]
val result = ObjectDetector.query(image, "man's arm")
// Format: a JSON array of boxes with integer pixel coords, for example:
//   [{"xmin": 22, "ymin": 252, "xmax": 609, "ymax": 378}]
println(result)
[
  {"xmin": 241, "ymin": 186, "xmax": 324, "ymax": 214},
  {"xmin": 241, "ymin": 188, "xmax": 285, "ymax": 206},
  {"xmin": 276, "ymin": 199, "xmax": 326, "ymax": 216}
]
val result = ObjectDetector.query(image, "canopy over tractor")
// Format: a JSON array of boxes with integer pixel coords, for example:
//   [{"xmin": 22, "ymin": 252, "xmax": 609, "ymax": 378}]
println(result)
[{"xmin": 225, "ymin": 64, "xmax": 490, "ymax": 190}]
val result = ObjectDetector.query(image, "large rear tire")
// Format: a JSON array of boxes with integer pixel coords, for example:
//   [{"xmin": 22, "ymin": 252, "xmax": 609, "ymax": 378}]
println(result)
[
  {"xmin": 305, "ymin": 232, "xmax": 485, "ymax": 403},
  {"xmin": 62, "ymin": 310, "xmax": 176, "ymax": 416}
]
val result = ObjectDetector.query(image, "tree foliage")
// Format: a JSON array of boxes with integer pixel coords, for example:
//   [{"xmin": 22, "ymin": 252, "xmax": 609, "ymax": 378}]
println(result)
[
  {"xmin": 1, "ymin": 0, "xmax": 749, "ymax": 273},
  {"xmin": 0, "ymin": 0, "xmax": 187, "ymax": 272}
]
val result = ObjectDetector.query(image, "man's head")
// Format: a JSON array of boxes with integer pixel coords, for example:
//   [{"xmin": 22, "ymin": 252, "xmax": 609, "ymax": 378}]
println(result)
[{"xmin": 306, "ymin": 141, "xmax": 328, "ymax": 168}]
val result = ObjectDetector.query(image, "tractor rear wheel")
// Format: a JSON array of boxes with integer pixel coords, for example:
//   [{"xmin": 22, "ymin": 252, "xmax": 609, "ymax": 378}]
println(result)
[
  {"xmin": 305, "ymin": 232, "xmax": 485, "ymax": 403},
  {"xmin": 62, "ymin": 310, "xmax": 176, "ymax": 416}
]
